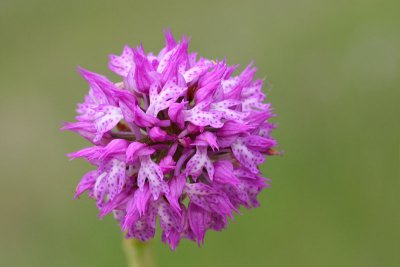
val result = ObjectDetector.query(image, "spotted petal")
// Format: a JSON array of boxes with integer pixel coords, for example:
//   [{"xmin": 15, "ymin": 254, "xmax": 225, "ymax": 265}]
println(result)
[
  {"xmin": 147, "ymin": 81, "xmax": 187, "ymax": 116},
  {"xmin": 185, "ymin": 146, "xmax": 214, "ymax": 181},
  {"xmin": 108, "ymin": 45, "xmax": 135, "ymax": 77},
  {"xmin": 74, "ymin": 170, "xmax": 97, "ymax": 199},
  {"xmin": 183, "ymin": 101, "xmax": 224, "ymax": 128},
  {"xmin": 93, "ymin": 105, "xmax": 124, "ymax": 142},
  {"xmin": 138, "ymin": 155, "xmax": 169, "ymax": 199},
  {"xmin": 105, "ymin": 159, "xmax": 126, "ymax": 200},
  {"xmin": 231, "ymin": 138, "xmax": 264, "ymax": 174}
]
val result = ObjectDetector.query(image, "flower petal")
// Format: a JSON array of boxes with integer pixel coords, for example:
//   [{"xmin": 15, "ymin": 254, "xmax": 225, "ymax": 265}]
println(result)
[
  {"xmin": 192, "ymin": 132, "xmax": 219, "ymax": 151},
  {"xmin": 213, "ymin": 160, "xmax": 240, "ymax": 187},
  {"xmin": 183, "ymin": 102, "xmax": 224, "ymax": 128},
  {"xmin": 138, "ymin": 155, "xmax": 169, "ymax": 199},
  {"xmin": 93, "ymin": 172, "xmax": 108, "ymax": 208},
  {"xmin": 159, "ymin": 155, "xmax": 176, "ymax": 174},
  {"xmin": 183, "ymin": 60, "xmax": 212, "ymax": 83},
  {"xmin": 93, "ymin": 105, "xmax": 124, "ymax": 142},
  {"xmin": 108, "ymin": 45, "xmax": 135, "ymax": 77},
  {"xmin": 156, "ymin": 199, "xmax": 182, "ymax": 241},
  {"xmin": 185, "ymin": 183, "xmax": 235, "ymax": 218},
  {"xmin": 168, "ymin": 101, "xmax": 187, "ymax": 129},
  {"xmin": 165, "ymin": 174, "xmax": 186, "ymax": 212},
  {"xmin": 74, "ymin": 170, "xmax": 97, "ymax": 199},
  {"xmin": 231, "ymin": 138, "xmax": 264, "ymax": 174},
  {"xmin": 126, "ymin": 142, "xmax": 154, "ymax": 163},
  {"xmin": 188, "ymin": 202, "xmax": 207, "ymax": 245},
  {"xmin": 216, "ymin": 120, "xmax": 253, "ymax": 137},
  {"xmin": 185, "ymin": 146, "xmax": 214, "ymax": 181},
  {"xmin": 106, "ymin": 159, "xmax": 126, "ymax": 200},
  {"xmin": 147, "ymin": 80, "xmax": 187, "ymax": 116}
]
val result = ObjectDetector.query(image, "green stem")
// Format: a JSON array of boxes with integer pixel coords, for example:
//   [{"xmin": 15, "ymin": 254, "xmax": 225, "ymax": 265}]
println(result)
[{"xmin": 123, "ymin": 238, "xmax": 154, "ymax": 267}]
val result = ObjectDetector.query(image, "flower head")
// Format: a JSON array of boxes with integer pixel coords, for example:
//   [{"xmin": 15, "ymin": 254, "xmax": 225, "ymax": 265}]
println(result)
[{"xmin": 63, "ymin": 30, "xmax": 278, "ymax": 249}]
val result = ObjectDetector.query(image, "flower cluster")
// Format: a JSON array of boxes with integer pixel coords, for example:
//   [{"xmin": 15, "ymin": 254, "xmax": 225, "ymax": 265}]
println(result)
[{"xmin": 63, "ymin": 30, "xmax": 278, "ymax": 249}]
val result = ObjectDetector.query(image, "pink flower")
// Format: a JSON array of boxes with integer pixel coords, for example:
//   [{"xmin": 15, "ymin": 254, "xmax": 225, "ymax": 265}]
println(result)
[{"xmin": 63, "ymin": 30, "xmax": 278, "ymax": 249}]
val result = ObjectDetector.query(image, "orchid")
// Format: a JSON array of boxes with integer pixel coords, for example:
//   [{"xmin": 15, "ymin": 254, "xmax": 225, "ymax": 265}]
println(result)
[{"xmin": 63, "ymin": 30, "xmax": 278, "ymax": 250}]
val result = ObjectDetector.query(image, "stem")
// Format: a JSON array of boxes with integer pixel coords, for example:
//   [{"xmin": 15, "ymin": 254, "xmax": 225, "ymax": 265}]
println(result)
[
  {"xmin": 123, "ymin": 238, "xmax": 154, "ymax": 267},
  {"xmin": 111, "ymin": 131, "xmax": 137, "ymax": 141}
]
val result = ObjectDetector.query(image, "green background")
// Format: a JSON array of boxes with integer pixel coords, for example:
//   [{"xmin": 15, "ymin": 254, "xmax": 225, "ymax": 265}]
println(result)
[{"xmin": 1, "ymin": 0, "xmax": 399, "ymax": 266}]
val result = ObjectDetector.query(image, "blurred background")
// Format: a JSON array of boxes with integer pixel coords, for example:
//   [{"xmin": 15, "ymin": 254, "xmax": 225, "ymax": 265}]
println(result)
[{"xmin": 1, "ymin": 0, "xmax": 399, "ymax": 266}]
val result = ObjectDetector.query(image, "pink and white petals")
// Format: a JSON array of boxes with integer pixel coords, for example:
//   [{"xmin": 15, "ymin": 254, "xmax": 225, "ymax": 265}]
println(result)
[
  {"xmin": 93, "ymin": 105, "xmax": 124, "ymax": 142},
  {"xmin": 147, "ymin": 81, "xmax": 187, "ymax": 117},
  {"xmin": 231, "ymin": 138, "xmax": 265, "ymax": 174},
  {"xmin": 105, "ymin": 159, "xmax": 127, "ymax": 201},
  {"xmin": 109, "ymin": 45, "xmax": 135, "ymax": 77},
  {"xmin": 64, "ymin": 30, "xmax": 278, "ymax": 250},
  {"xmin": 183, "ymin": 103, "xmax": 224, "ymax": 128},
  {"xmin": 185, "ymin": 146, "xmax": 214, "ymax": 181},
  {"xmin": 138, "ymin": 155, "xmax": 170, "ymax": 200}
]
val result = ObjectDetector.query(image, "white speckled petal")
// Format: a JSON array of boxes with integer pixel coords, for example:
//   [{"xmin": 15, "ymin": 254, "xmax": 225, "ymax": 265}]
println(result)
[
  {"xmin": 108, "ymin": 45, "xmax": 135, "ymax": 77},
  {"xmin": 93, "ymin": 105, "xmax": 123, "ymax": 142},
  {"xmin": 231, "ymin": 138, "xmax": 264, "ymax": 174},
  {"xmin": 185, "ymin": 146, "xmax": 214, "ymax": 180},
  {"xmin": 106, "ymin": 159, "xmax": 126, "ymax": 200},
  {"xmin": 138, "ymin": 155, "xmax": 170, "ymax": 199}
]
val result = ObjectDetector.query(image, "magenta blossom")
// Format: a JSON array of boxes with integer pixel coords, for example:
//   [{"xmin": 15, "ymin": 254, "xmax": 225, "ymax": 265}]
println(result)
[{"xmin": 63, "ymin": 30, "xmax": 278, "ymax": 250}]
